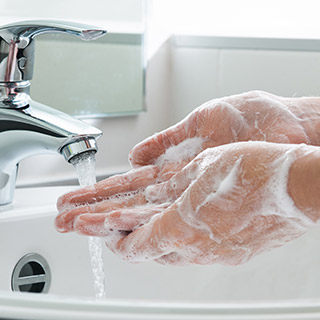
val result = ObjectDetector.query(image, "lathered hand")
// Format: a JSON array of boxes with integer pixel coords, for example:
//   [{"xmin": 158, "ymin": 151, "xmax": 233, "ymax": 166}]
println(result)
[
  {"xmin": 129, "ymin": 90, "xmax": 320, "ymax": 180},
  {"xmin": 56, "ymin": 142, "xmax": 320, "ymax": 265},
  {"xmin": 56, "ymin": 91, "xmax": 320, "ymax": 265},
  {"xmin": 56, "ymin": 90, "xmax": 320, "ymax": 214}
]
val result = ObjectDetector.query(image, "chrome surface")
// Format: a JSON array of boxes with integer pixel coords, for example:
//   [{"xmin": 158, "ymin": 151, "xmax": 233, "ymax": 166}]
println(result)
[
  {"xmin": 0, "ymin": 20, "xmax": 107, "ymax": 82},
  {"xmin": 0, "ymin": 81, "xmax": 30, "ymax": 108},
  {"xmin": 0, "ymin": 21, "xmax": 105, "ymax": 205},
  {"xmin": 61, "ymin": 138, "xmax": 98, "ymax": 162}
]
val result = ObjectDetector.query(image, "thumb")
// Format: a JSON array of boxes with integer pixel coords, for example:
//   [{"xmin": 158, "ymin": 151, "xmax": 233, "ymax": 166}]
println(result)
[{"xmin": 129, "ymin": 112, "xmax": 198, "ymax": 167}]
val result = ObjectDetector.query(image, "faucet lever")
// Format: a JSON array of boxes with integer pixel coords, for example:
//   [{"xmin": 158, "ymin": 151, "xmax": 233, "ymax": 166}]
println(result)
[{"xmin": 0, "ymin": 20, "xmax": 107, "ymax": 82}]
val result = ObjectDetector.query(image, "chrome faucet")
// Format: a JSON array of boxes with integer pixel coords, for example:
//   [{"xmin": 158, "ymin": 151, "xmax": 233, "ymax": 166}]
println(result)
[{"xmin": 0, "ymin": 21, "xmax": 107, "ymax": 205}]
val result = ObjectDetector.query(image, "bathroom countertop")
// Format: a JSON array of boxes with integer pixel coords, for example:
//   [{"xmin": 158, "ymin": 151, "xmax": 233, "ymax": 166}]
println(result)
[{"xmin": 0, "ymin": 186, "xmax": 75, "ymax": 221}]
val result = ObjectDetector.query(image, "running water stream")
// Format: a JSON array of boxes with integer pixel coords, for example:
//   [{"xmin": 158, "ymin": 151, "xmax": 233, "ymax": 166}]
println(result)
[{"xmin": 70, "ymin": 151, "xmax": 106, "ymax": 298}]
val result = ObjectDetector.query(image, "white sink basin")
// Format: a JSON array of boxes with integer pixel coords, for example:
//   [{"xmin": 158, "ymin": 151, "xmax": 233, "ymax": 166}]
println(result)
[{"xmin": 1, "ymin": 186, "xmax": 320, "ymax": 319}]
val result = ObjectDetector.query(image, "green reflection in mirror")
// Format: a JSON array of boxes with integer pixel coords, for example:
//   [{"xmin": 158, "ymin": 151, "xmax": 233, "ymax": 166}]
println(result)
[{"xmin": 32, "ymin": 32, "xmax": 144, "ymax": 117}]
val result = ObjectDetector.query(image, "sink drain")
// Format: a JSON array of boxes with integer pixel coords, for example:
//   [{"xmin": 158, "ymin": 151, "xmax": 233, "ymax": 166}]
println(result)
[{"xmin": 11, "ymin": 253, "xmax": 51, "ymax": 293}]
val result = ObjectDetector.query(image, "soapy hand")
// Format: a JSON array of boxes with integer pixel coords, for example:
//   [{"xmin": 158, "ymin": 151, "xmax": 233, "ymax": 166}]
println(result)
[
  {"xmin": 57, "ymin": 90, "xmax": 320, "ymax": 210},
  {"xmin": 128, "ymin": 90, "xmax": 320, "ymax": 180},
  {"xmin": 56, "ymin": 90, "xmax": 320, "ymax": 265},
  {"xmin": 56, "ymin": 90, "xmax": 319, "ymax": 211},
  {"xmin": 56, "ymin": 142, "xmax": 317, "ymax": 265}
]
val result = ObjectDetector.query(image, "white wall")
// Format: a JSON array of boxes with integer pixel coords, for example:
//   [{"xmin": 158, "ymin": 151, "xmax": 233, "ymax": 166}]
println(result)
[
  {"xmin": 0, "ymin": 0, "xmax": 143, "ymax": 30},
  {"xmin": 151, "ymin": 0, "xmax": 320, "ymax": 39},
  {"xmin": 169, "ymin": 44, "xmax": 320, "ymax": 125}
]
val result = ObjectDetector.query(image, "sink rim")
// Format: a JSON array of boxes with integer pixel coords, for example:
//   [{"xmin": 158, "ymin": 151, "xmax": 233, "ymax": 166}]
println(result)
[{"xmin": 2, "ymin": 290, "xmax": 320, "ymax": 320}]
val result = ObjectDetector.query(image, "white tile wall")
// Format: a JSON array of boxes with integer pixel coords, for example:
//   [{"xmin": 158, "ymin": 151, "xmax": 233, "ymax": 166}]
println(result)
[
  {"xmin": 218, "ymin": 49, "xmax": 320, "ymax": 98},
  {"xmin": 169, "ymin": 45, "xmax": 320, "ymax": 124}
]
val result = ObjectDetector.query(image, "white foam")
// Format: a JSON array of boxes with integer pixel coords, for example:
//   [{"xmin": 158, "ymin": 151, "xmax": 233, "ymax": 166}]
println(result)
[
  {"xmin": 155, "ymin": 136, "xmax": 205, "ymax": 166},
  {"xmin": 211, "ymin": 157, "xmax": 241, "ymax": 196}
]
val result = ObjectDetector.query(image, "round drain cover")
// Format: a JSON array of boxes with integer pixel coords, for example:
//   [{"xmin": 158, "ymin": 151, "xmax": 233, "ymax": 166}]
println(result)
[{"xmin": 11, "ymin": 253, "xmax": 51, "ymax": 293}]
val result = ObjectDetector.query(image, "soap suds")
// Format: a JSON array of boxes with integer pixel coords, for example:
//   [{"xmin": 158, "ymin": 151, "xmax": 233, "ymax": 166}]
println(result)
[
  {"xmin": 206, "ymin": 157, "xmax": 241, "ymax": 198},
  {"xmin": 155, "ymin": 137, "xmax": 204, "ymax": 166}
]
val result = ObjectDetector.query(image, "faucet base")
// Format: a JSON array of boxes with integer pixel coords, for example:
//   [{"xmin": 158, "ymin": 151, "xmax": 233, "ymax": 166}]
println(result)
[{"xmin": 0, "ymin": 164, "xmax": 18, "ymax": 206}]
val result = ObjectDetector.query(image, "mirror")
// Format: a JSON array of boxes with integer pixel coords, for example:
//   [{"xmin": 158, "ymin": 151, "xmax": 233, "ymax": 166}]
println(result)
[{"xmin": 0, "ymin": 0, "xmax": 145, "ymax": 117}]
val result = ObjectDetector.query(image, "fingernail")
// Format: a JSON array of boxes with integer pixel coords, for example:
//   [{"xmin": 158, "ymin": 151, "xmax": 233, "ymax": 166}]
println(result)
[{"xmin": 54, "ymin": 217, "xmax": 69, "ymax": 233}]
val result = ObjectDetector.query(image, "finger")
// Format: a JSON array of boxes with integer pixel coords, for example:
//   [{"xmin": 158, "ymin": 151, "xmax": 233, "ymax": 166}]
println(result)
[
  {"xmin": 73, "ymin": 213, "xmax": 131, "ymax": 238},
  {"xmin": 57, "ymin": 185, "xmax": 95, "ymax": 213},
  {"xmin": 108, "ymin": 210, "xmax": 179, "ymax": 263},
  {"xmin": 129, "ymin": 98, "xmax": 249, "ymax": 168},
  {"xmin": 157, "ymin": 159, "xmax": 190, "ymax": 182},
  {"xmin": 55, "ymin": 192, "xmax": 149, "ymax": 233},
  {"xmin": 104, "ymin": 204, "xmax": 170, "ymax": 231},
  {"xmin": 104, "ymin": 232, "xmax": 128, "ymax": 255},
  {"xmin": 129, "ymin": 111, "xmax": 199, "ymax": 167},
  {"xmin": 155, "ymin": 252, "xmax": 189, "ymax": 266},
  {"xmin": 74, "ymin": 204, "xmax": 169, "ymax": 236},
  {"xmin": 57, "ymin": 165, "xmax": 159, "ymax": 212},
  {"xmin": 55, "ymin": 205, "xmax": 93, "ymax": 233},
  {"xmin": 145, "ymin": 158, "xmax": 201, "ymax": 203},
  {"xmin": 91, "ymin": 192, "xmax": 148, "ymax": 213},
  {"xmin": 74, "ymin": 213, "xmax": 114, "ymax": 237}
]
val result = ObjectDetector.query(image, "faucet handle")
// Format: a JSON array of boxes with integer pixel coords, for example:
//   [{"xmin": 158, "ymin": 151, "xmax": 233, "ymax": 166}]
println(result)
[
  {"xmin": 0, "ymin": 20, "xmax": 107, "ymax": 82},
  {"xmin": 0, "ymin": 20, "xmax": 107, "ymax": 42}
]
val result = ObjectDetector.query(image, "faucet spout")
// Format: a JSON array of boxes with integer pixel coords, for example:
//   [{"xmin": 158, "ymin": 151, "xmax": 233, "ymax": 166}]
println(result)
[
  {"xmin": 0, "ymin": 84, "xmax": 102, "ymax": 206},
  {"xmin": 61, "ymin": 138, "xmax": 99, "ymax": 162}
]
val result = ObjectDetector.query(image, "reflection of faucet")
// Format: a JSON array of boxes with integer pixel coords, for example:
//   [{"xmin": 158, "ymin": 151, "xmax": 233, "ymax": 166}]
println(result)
[{"xmin": 0, "ymin": 21, "xmax": 107, "ymax": 205}]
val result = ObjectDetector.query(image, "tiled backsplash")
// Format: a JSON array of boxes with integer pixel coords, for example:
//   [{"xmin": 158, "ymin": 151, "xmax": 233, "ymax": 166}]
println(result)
[{"xmin": 169, "ymin": 36, "xmax": 320, "ymax": 124}]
